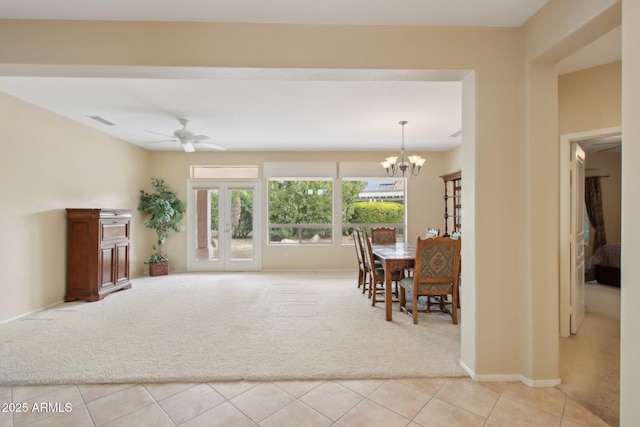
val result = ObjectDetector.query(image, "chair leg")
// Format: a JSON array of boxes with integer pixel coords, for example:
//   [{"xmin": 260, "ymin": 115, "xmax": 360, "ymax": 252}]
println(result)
[
  {"xmin": 412, "ymin": 293, "xmax": 419, "ymax": 324},
  {"xmin": 371, "ymin": 282, "xmax": 379, "ymax": 306},
  {"xmin": 399, "ymin": 287, "xmax": 406, "ymax": 311},
  {"xmin": 361, "ymin": 270, "xmax": 368, "ymax": 294},
  {"xmin": 371, "ymin": 281, "xmax": 386, "ymax": 306},
  {"xmin": 451, "ymin": 293, "xmax": 458, "ymax": 324}
]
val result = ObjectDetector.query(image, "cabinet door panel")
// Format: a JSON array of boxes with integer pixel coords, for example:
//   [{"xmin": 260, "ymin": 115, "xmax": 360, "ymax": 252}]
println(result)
[
  {"xmin": 115, "ymin": 242, "xmax": 130, "ymax": 285},
  {"xmin": 100, "ymin": 246, "xmax": 116, "ymax": 289}
]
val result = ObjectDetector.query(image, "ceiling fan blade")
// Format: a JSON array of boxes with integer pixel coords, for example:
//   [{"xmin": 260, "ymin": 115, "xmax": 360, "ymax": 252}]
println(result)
[
  {"xmin": 598, "ymin": 146, "xmax": 620, "ymax": 153},
  {"xmin": 197, "ymin": 142, "xmax": 228, "ymax": 151},
  {"xmin": 181, "ymin": 140, "xmax": 195, "ymax": 153},
  {"xmin": 145, "ymin": 130, "xmax": 175, "ymax": 138},
  {"xmin": 145, "ymin": 139, "xmax": 177, "ymax": 144}
]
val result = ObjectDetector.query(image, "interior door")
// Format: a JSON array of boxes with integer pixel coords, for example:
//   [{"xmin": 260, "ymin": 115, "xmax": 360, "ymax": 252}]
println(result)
[
  {"xmin": 570, "ymin": 143, "xmax": 586, "ymax": 334},
  {"xmin": 187, "ymin": 180, "xmax": 260, "ymax": 271}
]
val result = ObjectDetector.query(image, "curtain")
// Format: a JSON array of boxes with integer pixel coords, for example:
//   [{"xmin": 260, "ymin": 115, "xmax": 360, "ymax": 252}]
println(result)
[{"xmin": 585, "ymin": 177, "xmax": 607, "ymax": 253}]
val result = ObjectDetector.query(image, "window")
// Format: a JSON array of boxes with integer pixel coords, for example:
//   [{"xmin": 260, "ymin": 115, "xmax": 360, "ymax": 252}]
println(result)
[
  {"xmin": 191, "ymin": 165, "xmax": 258, "ymax": 179},
  {"xmin": 268, "ymin": 179, "xmax": 333, "ymax": 244},
  {"xmin": 341, "ymin": 178, "xmax": 406, "ymax": 243}
]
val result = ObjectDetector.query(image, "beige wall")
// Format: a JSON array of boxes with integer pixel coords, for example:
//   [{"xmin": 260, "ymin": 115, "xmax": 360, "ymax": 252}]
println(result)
[
  {"xmin": 559, "ymin": 61, "xmax": 622, "ymax": 135},
  {"xmin": 442, "ymin": 145, "xmax": 462, "ymax": 175},
  {"xmin": 0, "ymin": 92, "xmax": 151, "ymax": 322}
]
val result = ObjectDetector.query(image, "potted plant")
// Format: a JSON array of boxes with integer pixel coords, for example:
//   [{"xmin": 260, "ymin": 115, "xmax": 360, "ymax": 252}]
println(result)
[{"xmin": 138, "ymin": 177, "xmax": 186, "ymax": 276}]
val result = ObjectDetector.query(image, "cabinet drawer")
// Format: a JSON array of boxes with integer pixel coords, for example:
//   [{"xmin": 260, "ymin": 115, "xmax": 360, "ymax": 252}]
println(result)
[{"xmin": 101, "ymin": 222, "xmax": 129, "ymax": 240}]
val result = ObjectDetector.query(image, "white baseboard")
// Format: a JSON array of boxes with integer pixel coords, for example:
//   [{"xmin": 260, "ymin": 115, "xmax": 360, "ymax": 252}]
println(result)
[
  {"xmin": 460, "ymin": 360, "xmax": 561, "ymax": 387},
  {"xmin": 0, "ymin": 300, "xmax": 65, "ymax": 325}
]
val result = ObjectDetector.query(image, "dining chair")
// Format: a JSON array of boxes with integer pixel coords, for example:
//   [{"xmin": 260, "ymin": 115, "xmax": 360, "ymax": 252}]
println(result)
[
  {"xmin": 370, "ymin": 226, "xmax": 404, "ymax": 287},
  {"xmin": 426, "ymin": 227, "xmax": 440, "ymax": 238},
  {"xmin": 362, "ymin": 230, "xmax": 403, "ymax": 305},
  {"xmin": 352, "ymin": 229, "xmax": 368, "ymax": 292},
  {"xmin": 353, "ymin": 228, "xmax": 384, "ymax": 295},
  {"xmin": 399, "ymin": 236, "xmax": 461, "ymax": 324},
  {"xmin": 370, "ymin": 227, "xmax": 396, "ymax": 244},
  {"xmin": 403, "ymin": 227, "xmax": 438, "ymax": 279}
]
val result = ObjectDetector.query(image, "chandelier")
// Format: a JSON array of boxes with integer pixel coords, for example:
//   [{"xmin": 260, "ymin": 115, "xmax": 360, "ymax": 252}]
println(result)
[{"xmin": 381, "ymin": 121, "xmax": 425, "ymax": 177}]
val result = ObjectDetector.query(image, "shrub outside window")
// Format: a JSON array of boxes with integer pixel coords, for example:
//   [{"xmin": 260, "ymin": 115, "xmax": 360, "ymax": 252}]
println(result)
[
  {"xmin": 342, "ymin": 179, "xmax": 405, "ymax": 244},
  {"xmin": 268, "ymin": 179, "xmax": 333, "ymax": 244}
]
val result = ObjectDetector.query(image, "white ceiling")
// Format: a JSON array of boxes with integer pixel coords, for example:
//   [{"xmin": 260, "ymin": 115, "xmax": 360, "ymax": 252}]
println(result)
[{"xmin": 0, "ymin": 1, "xmax": 621, "ymax": 152}]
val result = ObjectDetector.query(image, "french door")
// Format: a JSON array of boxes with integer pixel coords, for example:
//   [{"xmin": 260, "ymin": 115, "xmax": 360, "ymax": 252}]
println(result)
[{"xmin": 187, "ymin": 180, "xmax": 260, "ymax": 271}]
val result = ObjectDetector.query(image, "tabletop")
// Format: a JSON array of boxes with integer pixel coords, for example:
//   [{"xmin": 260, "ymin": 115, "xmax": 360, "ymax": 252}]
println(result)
[{"xmin": 372, "ymin": 243, "xmax": 416, "ymax": 261}]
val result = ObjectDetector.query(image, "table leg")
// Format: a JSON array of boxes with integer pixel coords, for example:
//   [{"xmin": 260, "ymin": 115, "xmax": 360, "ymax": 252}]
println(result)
[{"xmin": 385, "ymin": 263, "xmax": 393, "ymax": 321}]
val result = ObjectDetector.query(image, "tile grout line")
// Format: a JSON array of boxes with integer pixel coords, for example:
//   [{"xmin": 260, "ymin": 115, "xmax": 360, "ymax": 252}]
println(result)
[
  {"xmin": 141, "ymin": 384, "xmax": 178, "ymax": 426},
  {"xmin": 482, "ymin": 385, "xmax": 503, "ymax": 426},
  {"xmin": 74, "ymin": 384, "xmax": 97, "ymax": 427},
  {"xmin": 206, "ymin": 379, "xmax": 253, "ymax": 421}
]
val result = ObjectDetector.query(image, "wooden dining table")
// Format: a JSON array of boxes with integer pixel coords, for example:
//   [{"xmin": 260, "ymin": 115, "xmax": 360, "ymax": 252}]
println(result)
[{"xmin": 372, "ymin": 242, "xmax": 416, "ymax": 321}]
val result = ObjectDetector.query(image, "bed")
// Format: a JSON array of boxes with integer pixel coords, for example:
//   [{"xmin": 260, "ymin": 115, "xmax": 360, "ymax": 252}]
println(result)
[{"xmin": 585, "ymin": 243, "xmax": 621, "ymax": 287}]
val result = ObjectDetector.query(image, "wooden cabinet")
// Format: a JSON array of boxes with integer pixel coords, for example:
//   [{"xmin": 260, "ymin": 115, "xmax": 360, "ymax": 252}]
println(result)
[
  {"xmin": 441, "ymin": 171, "xmax": 461, "ymax": 236},
  {"xmin": 66, "ymin": 208, "xmax": 133, "ymax": 302}
]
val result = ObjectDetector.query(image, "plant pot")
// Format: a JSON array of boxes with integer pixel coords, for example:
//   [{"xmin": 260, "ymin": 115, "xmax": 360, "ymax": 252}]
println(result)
[{"xmin": 149, "ymin": 262, "xmax": 169, "ymax": 277}]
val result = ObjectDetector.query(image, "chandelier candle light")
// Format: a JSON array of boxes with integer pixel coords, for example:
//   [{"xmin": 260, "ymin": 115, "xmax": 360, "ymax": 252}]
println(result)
[{"xmin": 381, "ymin": 121, "xmax": 425, "ymax": 177}]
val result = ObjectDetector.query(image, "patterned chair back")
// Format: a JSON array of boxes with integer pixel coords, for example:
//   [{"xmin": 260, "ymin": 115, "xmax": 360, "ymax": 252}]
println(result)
[
  {"xmin": 415, "ymin": 236, "xmax": 461, "ymax": 284},
  {"xmin": 370, "ymin": 227, "xmax": 396, "ymax": 244}
]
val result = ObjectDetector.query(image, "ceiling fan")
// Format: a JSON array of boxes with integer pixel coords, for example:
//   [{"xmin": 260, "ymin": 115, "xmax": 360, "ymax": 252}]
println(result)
[{"xmin": 146, "ymin": 118, "xmax": 227, "ymax": 152}]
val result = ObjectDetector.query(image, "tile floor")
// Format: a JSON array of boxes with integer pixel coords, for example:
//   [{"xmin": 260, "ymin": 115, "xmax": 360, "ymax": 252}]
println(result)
[{"xmin": 0, "ymin": 377, "xmax": 610, "ymax": 427}]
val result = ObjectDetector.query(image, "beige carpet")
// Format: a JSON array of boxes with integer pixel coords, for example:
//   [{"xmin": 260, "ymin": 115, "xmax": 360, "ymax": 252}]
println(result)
[
  {"xmin": 559, "ymin": 282, "xmax": 620, "ymax": 426},
  {"xmin": 0, "ymin": 271, "xmax": 465, "ymax": 386}
]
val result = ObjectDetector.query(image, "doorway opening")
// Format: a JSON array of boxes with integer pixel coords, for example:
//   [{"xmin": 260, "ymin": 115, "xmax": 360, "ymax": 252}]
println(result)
[{"xmin": 559, "ymin": 126, "xmax": 621, "ymax": 337}]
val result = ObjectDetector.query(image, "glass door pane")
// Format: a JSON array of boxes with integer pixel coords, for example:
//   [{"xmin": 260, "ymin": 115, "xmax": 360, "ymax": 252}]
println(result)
[
  {"xmin": 228, "ymin": 188, "xmax": 254, "ymax": 260},
  {"xmin": 194, "ymin": 189, "xmax": 218, "ymax": 261}
]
